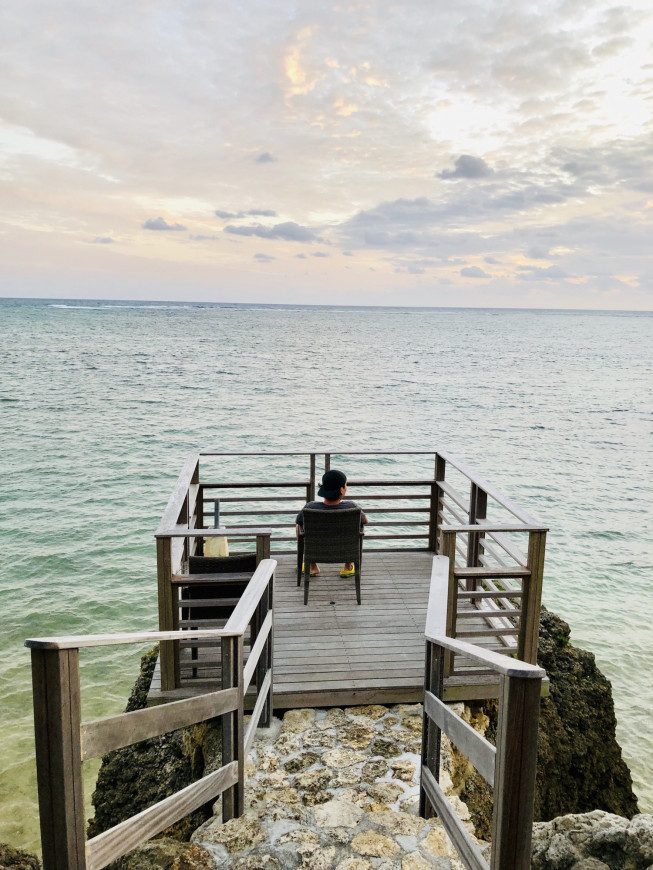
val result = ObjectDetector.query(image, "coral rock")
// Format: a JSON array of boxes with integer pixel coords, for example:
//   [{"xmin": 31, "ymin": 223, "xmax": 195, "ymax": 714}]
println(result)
[{"xmin": 351, "ymin": 831, "xmax": 400, "ymax": 858}]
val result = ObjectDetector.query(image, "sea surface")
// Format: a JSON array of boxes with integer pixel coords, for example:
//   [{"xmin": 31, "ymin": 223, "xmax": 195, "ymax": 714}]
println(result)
[{"xmin": 0, "ymin": 298, "xmax": 651, "ymax": 853}]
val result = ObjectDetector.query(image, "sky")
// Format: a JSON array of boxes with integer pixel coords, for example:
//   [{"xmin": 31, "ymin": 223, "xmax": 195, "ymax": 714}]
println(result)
[{"xmin": 2, "ymin": 0, "xmax": 653, "ymax": 309}]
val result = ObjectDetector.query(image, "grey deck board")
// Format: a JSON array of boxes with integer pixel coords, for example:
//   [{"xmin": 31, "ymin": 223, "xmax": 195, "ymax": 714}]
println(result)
[{"xmin": 148, "ymin": 551, "xmax": 532, "ymax": 707}]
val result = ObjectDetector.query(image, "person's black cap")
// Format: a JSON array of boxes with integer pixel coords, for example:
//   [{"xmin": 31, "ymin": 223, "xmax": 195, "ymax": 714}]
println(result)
[{"xmin": 318, "ymin": 469, "xmax": 347, "ymax": 499}]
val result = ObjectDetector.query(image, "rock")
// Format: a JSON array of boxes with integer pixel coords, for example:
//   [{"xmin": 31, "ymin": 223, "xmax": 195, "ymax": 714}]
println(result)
[
  {"xmin": 284, "ymin": 752, "xmax": 319, "ymax": 773},
  {"xmin": 334, "ymin": 768, "xmax": 365, "ymax": 787},
  {"xmin": 370, "ymin": 739, "xmax": 401, "ymax": 759},
  {"xmin": 274, "ymin": 733, "xmax": 304, "ymax": 756},
  {"xmin": 362, "ymin": 760, "xmax": 389, "ymax": 781},
  {"xmin": 233, "ymin": 857, "xmax": 280, "ymax": 870},
  {"xmin": 88, "ymin": 647, "xmax": 218, "ymax": 842},
  {"xmin": 322, "ymin": 749, "xmax": 367, "ymax": 768},
  {"xmin": 282, "ymin": 709, "xmax": 316, "ymax": 734},
  {"xmin": 317, "ymin": 709, "xmax": 350, "ymax": 729},
  {"xmin": 534, "ymin": 610, "xmax": 640, "ymax": 821},
  {"xmin": 277, "ymin": 829, "xmax": 321, "ymax": 848},
  {"xmin": 294, "ymin": 767, "xmax": 333, "ymax": 793},
  {"xmin": 299, "ymin": 845, "xmax": 336, "ymax": 869},
  {"xmin": 340, "ymin": 723, "xmax": 377, "ymax": 750},
  {"xmin": 348, "ymin": 705, "xmax": 388, "ymax": 719},
  {"xmin": 305, "ymin": 730, "xmax": 338, "ymax": 748},
  {"xmin": 314, "ymin": 800, "xmax": 366, "ymax": 828},
  {"xmin": 171, "ymin": 844, "xmax": 216, "ymax": 869},
  {"xmin": 263, "ymin": 786, "xmax": 300, "ymax": 805},
  {"xmin": 421, "ymin": 825, "xmax": 455, "ymax": 858},
  {"xmin": 401, "ymin": 852, "xmax": 432, "ymax": 870},
  {"xmin": 0, "ymin": 845, "xmax": 41, "ymax": 869},
  {"xmin": 257, "ymin": 750, "xmax": 279, "ymax": 772},
  {"xmin": 367, "ymin": 782, "xmax": 405, "ymax": 804},
  {"xmin": 110, "ymin": 838, "xmax": 210, "ymax": 869},
  {"xmin": 198, "ymin": 812, "xmax": 265, "ymax": 853},
  {"xmin": 338, "ymin": 788, "xmax": 370, "ymax": 808},
  {"xmin": 367, "ymin": 810, "xmax": 428, "ymax": 836},
  {"xmin": 335, "ymin": 858, "xmax": 371, "ymax": 870},
  {"xmin": 390, "ymin": 760, "xmax": 416, "ymax": 782},
  {"xmin": 531, "ymin": 811, "xmax": 653, "ymax": 869},
  {"xmin": 351, "ymin": 831, "xmax": 400, "ymax": 858}
]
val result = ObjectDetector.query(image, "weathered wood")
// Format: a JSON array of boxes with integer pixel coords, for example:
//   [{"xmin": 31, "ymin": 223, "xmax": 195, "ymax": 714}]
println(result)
[
  {"xmin": 454, "ymin": 567, "xmax": 530, "ymax": 579},
  {"xmin": 157, "ymin": 527, "xmax": 274, "ymax": 538},
  {"xmin": 85, "ymin": 761, "xmax": 238, "ymax": 870},
  {"xmin": 425, "ymin": 635, "xmax": 544, "ymax": 678},
  {"xmin": 421, "ymin": 766, "xmax": 489, "ymax": 870},
  {"xmin": 80, "ymin": 687, "xmax": 239, "ymax": 760},
  {"xmin": 244, "ymin": 669, "xmax": 272, "ymax": 757},
  {"xmin": 424, "ymin": 690, "xmax": 496, "ymax": 785},
  {"xmin": 156, "ymin": 536, "xmax": 177, "ymax": 691},
  {"xmin": 442, "ymin": 523, "xmax": 547, "ymax": 533},
  {"xmin": 172, "ymin": 572, "xmax": 251, "ymax": 585},
  {"xmin": 420, "ymin": 640, "xmax": 443, "ymax": 819},
  {"xmin": 243, "ymin": 611, "xmax": 272, "ymax": 692},
  {"xmin": 519, "ymin": 530, "xmax": 547, "ymax": 664},
  {"xmin": 256, "ymin": 533, "xmax": 271, "ymax": 564},
  {"xmin": 491, "ymin": 674, "xmax": 542, "ymax": 870},
  {"xmin": 26, "ymin": 627, "xmax": 239, "ymax": 650},
  {"xmin": 225, "ymin": 560, "xmax": 276, "ymax": 635},
  {"xmin": 156, "ymin": 452, "xmax": 201, "ymax": 534},
  {"xmin": 200, "ymin": 479, "xmax": 310, "ymax": 488},
  {"xmin": 31, "ymin": 648, "xmax": 86, "ymax": 870}
]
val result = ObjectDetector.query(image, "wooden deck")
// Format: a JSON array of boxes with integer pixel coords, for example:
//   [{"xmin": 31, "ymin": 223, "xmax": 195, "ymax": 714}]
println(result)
[{"xmin": 149, "ymin": 550, "xmax": 541, "ymax": 707}]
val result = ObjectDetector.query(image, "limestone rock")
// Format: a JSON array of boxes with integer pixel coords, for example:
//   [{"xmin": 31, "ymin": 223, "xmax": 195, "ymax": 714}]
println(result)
[
  {"xmin": 367, "ymin": 810, "xmax": 428, "ymax": 836},
  {"xmin": 314, "ymin": 799, "xmax": 366, "ymax": 828},
  {"xmin": 531, "ymin": 811, "xmax": 653, "ymax": 869},
  {"xmin": 401, "ymin": 852, "xmax": 432, "ymax": 870},
  {"xmin": 282, "ymin": 709, "xmax": 316, "ymax": 734},
  {"xmin": 0, "ymin": 844, "xmax": 41, "ymax": 869},
  {"xmin": 340, "ymin": 723, "xmax": 377, "ymax": 750},
  {"xmin": 284, "ymin": 752, "xmax": 319, "ymax": 773},
  {"xmin": 110, "ymin": 838, "xmax": 210, "ymax": 869},
  {"xmin": 348, "ymin": 705, "xmax": 388, "ymax": 719},
  {"xmin": 362, "ymin": 760, "xmax": 388, "ymax": 781},
  {"xmin": 317, "ymin": 709, "xmax": 350, "ymax": 729},
  {"xmin": 274, "ymin": 733, "xmax": 303, "ymax": 756},
  {"xmin": 351, "ymin": 831, "xmax": 400, "ymax": 858},
  {"xmin": 333, "ymin": 768, "xmax": 364, "ymax": 787},
  {"xmin": 391, "ymin": 760, "xmax": 416, "ymax": 782},
  {"xmin": 263, "ymin": 786, "xmax": 300, "ymax": 805},
  {"xmin": 171, "ymin": 844, "xmax": 215, "ymax": 869},
  {"xmin": 370, "ymin": 739, "xmax": 401, "ymax": 759},
  {"xmin": 305, "ymin": 730, "xmax": 338, "ymax": 748},
  {"xmin": 294, "ymin": 767, "xmax": 333, "ymax": 793},
  {"xmin": 335, "ymin": 858, "xmax": 371, "ymax": 870},
  {"xmin": 277, "ymin": 829, "xmax": 320, "ymax": 848},
  {"xmin": 199, "ymin": 812, "xmax": 264, "ymax": 853},
  {"xmin": 233, "ymin": 857, "xmax": 280, "ymax": 870},
  {"xmin": 421, "ymin": 824, "xmax": 455, "ymax": 858},
  {"xmin": 367, "ymin": 782, "xmax": 405, "ymax": 804},
  {"xmin": 322, "ymin": 748, "xmax": 367, "ymax": 768}
]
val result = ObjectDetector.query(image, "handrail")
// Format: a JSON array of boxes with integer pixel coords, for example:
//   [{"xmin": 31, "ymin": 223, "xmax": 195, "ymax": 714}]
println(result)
[
  {"xmin": 156, "ymin": 526, "xmax": 273, "ymax": 538},
  {"xmin": 421, "ymin": 556, "xmax": 543, "ymax": 870},
  {"xmin": 156, "ymin": 451, "xmax": 200, "ymax": 534},
  {"xmin": 26, "ymin": 558, "xmax": 276, "ymax": 870}
]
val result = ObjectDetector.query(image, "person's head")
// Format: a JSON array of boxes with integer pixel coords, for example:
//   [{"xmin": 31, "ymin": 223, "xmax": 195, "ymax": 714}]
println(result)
[{"xmin": 318, "ymin": 468, "xmax": 347, "ymax": 502}]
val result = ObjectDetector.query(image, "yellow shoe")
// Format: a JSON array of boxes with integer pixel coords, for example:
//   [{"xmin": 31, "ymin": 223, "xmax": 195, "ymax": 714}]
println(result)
[
  {"xmin": 302, "ymin": 563, "xmax": 319, "ymax": 576},
  {"xmin": 340, "ymin": 565, "xmax": 355, "ymax": 576}
]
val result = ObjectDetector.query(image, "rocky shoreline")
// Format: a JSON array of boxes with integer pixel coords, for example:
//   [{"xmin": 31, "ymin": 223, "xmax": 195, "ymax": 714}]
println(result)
[{"xmin": 2, "ymin": 609, "xmax": 649, "ymax": 869}]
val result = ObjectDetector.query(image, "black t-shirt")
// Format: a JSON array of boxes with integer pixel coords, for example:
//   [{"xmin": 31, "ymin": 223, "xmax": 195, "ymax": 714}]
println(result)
[{"xmin": 296, "ymin": 500, "xmax": 367, "ymax": 528}]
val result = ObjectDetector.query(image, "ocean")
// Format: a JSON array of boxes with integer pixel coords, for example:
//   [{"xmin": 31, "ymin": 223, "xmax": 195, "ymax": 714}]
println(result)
[{"xmin": 0, "ymin": 297, "xmax": 651, "ymax": 852}]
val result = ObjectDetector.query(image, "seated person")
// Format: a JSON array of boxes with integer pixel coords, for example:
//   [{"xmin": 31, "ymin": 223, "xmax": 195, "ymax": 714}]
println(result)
[{"xmin": 296, "ymin": 469, "xmax": 369, "ymax": 576}]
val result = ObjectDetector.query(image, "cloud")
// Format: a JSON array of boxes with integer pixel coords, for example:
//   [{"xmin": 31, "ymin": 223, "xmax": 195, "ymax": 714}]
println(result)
[
  {"xmin": 342, "ymin": 250, "xmax": 353, "ymax": 256},
  {"xmin": 311, "ymin": 251, "xmax": 329, "ymax": 257},
  {"xmin": 92, "ymin": 236, "xmax": 114, "ymax": 244},
  {"xmin": 439, "ymin": 155, "xmax": 493, "ymax": 179},
  {"xmin": 484, "ymin": 256, "xmax": 500, "ymax": 264},
  {"xmin": 527, "ymin": 246, "xmax": 550, "ymax": 259},
  {"xmin": 517, "ymin": 265, "xmax": 568, "ymax": 281},
  {"xmin": 190, "ymin": 234, "xmax": 219, "ymax": 241},
  {"xmin": 224, "ymin": 221, "xmax": 318, "ymax": 242},
  {"xmin": 254, "ymin": 252, "xmax": 275, "ymax": 262},
  {"xmin": 143, "ymin": 217, "xmax": 187, "ymax": 231},
  {"xmin": 216, "ymin": 208, "xmax": 278, "ymax": 219},
  {"xmin": 461, "ymin": 266, "xmax": 490, "ymax": 278},
  {"xmin": 255, "ymin": 152, "xmax": 276, "ymax": 163},
  {"xmin": 296, "ymin": 253, "xmax": 307, "ymax": 259}
]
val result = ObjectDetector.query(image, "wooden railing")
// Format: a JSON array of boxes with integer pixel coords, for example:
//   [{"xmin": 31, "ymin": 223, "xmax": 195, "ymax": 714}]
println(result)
[
  {"xmin": 25, "ymin": 558, "xmax": 276, "ymax": 870},
  {"xmin": 420, "ymin": 557, "xmax": 544, "ymax": 870},
  {"xmin": 156, "ymin": 450, "xmax": 548, "ymax": 689}
]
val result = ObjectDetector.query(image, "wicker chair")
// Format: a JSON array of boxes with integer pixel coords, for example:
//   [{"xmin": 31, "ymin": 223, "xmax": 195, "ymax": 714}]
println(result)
[{"xmin": 297, "ymin": 508, "xmax": 363, "ymax": 606}]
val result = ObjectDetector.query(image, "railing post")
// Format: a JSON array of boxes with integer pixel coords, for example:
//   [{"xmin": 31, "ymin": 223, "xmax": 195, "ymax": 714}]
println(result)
[
  {"xmin": 420, "ymin": 640, "xmax": 444, "ymax": 819},
  {"xmin": 518, "ymin": 530, "xmax": 547, "ymax": 664},
  {"xmin": 157, "ymin": 535, "xmax": 179, "ymax": 690},
  {"xmin": 256, "ymin": 532, "xmax": 271, "ymax": 565},
  {"xmin": 466, "ymin": 483, "xmax": 487, "ymax": 570},
  {"xmin": 222, "ymin": 635, "xmax": 245, "ymax": 822},
  {"xmin": 264, "ymin": 573, "xmax": 274, "ymax": 727},
  {"xmin": 309, "ymin": 453, "xmax": 316, "ymax": 502},
  {"xmin": 491, "ymin": 673, "xmax": 542, "ymax": 870},
  {"xmin": 324, "ymin": 452, "xmax": 331, "ymax": 472},
  {"xmin": 440, "ymin": 530, "xmax": 457, "ymax": 676},
  {"xmin": 430, "ymin": 453, "xmax": 446, "ymax": 553},
  {"xmin": 255, "ymin": 575, "xmax": 273, "ymax": 727},
  {"xmin": 31, "ymin": 647, "xmax": 86, "ymax": 870}
]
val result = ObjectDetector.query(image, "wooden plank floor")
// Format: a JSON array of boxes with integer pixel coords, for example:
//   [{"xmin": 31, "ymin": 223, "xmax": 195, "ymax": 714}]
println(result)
[{"xmin": 148, "ymin": 551, "xmax": 541, "ymax": 707}]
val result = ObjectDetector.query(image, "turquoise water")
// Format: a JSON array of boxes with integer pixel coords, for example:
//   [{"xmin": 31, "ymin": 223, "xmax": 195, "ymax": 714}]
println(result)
[{"xmin": 0, "ymin": 298, "xmax": 651, "ymax": 851}]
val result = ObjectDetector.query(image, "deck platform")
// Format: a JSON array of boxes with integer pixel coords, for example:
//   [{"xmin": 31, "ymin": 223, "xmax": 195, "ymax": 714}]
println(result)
[{"xmin": 149, "ymin": 550, "xmax": 540, "ymax": 708}]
